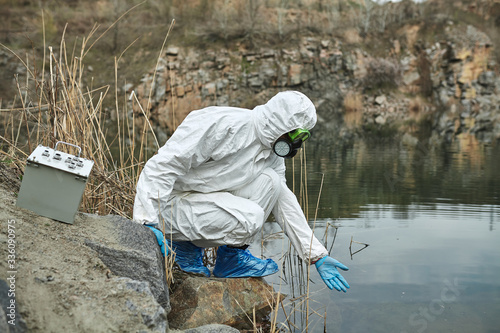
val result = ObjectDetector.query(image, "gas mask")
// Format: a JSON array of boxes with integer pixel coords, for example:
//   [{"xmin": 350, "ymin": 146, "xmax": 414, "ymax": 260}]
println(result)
[{"xmin": 272, "ymin": 129, "xmax": 311, "ymax": 158}]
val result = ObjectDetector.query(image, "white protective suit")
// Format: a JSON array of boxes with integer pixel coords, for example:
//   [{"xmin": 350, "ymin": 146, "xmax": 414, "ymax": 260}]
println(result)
[{"xmin": 133, "ymin": 91, "xmax": 328, "ymax": 262}]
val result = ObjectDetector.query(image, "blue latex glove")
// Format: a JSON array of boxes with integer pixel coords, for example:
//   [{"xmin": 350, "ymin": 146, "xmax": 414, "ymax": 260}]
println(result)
[
  {"xmin": 315, "ymin": 256, "xmax": 350, "ymax": 292},
  {"xmin": 146, "ymin": 225, "xmax": 169, "ymax": 256}
]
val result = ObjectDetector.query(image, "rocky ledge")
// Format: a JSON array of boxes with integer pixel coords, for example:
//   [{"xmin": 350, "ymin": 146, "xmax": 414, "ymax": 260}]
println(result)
[{"xmin": 0, "ymin": 164, "xmax": 279, "ymax": 332}]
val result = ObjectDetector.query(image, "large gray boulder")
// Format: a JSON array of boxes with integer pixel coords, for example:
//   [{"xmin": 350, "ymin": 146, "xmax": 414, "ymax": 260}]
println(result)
[
  {"xmin": 0, "ymin": 177, "xmax": 170, "ymax": 332},
  {"xmin": 82, "ymin": 214, "xmax": 170, "ymax": 311}
]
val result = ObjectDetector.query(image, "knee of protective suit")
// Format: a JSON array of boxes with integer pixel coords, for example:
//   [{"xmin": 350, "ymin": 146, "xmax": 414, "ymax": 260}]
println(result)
[
  {"xmin": 261, "ymin": 168, "xmax": 282, "ymax": 199},
  {"xmin": 231, "ymin": 168, "xmax": 282, "ymax": 211},
  {"xmin": 222, "ymin": 206, "xmax": 266, "ymax": 247},
  {"xmin": 248, "ymin": 208, "xmax": 266, "ymax": 235}
]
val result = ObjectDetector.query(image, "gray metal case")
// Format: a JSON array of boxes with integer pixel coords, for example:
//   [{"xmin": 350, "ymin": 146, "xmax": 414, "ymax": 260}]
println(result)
[{"xmin": 16, "ymin": 142, "xmax": 94, "ymax": 224}]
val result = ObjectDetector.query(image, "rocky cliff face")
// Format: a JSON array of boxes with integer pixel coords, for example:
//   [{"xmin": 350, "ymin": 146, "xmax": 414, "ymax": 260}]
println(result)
[
  {"xmin": 429, "ymin": 24, "xmax": 500, "ymax": 144},
  {"xmin": 130, "ymin": 23, "xmax": 499, "ymax": 146}
]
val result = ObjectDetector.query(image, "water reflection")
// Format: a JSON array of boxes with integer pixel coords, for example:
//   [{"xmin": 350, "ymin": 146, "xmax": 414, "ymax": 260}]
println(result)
[{"xmin": 252, "ymin": 140, "xmax": 500, "ymax": 332}]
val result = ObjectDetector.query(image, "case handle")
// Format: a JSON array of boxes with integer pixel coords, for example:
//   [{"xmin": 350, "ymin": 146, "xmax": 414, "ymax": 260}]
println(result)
[{"xmin": 55, "ymin": 141, "xmax": 81, "ymax": 157}]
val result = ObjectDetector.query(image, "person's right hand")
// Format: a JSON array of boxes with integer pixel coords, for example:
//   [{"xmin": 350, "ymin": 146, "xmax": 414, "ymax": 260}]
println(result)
[
  {"xmin": 315, "ymin": 256, "xmax": 350, "ymax": 292},
  {"xmin": 146, "ymin": 225, "xmax": 168, "ymax": 255}
]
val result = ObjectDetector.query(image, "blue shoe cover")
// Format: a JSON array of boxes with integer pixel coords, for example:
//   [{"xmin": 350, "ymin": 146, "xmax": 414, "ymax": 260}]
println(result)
[
  {"xmin": 170, "ymin": 240, "xmax": 210, "ymax": 277},
  {"xmin": 213, "ymin": 246, "xmax": 278, "ymax": 278}
]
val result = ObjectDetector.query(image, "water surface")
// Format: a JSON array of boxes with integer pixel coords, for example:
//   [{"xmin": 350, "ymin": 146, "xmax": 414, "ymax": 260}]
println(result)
[{"xmin": 252, "ymin": 138, "xmax": 500, "ymax": 332}]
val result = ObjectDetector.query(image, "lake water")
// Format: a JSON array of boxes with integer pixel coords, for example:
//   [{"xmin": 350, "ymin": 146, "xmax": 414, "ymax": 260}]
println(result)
[{"xmin": 251, "ymin": 137, "xmax": 500, "ymax": 333}]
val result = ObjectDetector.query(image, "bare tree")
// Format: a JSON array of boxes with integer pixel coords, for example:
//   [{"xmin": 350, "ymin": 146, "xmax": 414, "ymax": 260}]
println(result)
[
  {"xmin": 244, "ymin": 0, "xmax": 262, "ymax": 42},
  {"xmin": 374, "ymin": 2, "xmax": 391, "ymax": 32},
  {"xmin": 362, "ymin": 0, "xmax": 375, "ymax": 34},
  {"xmin": 213, "ymin": 0, "xmax": 236, "ymax": 41},
  {"xmin": 277, "ymin": 0, "xmax": 289, "ymax": 40},
  {"xmin": 324, "ymin": 0, "xmax": 341, "ymax": 33}
]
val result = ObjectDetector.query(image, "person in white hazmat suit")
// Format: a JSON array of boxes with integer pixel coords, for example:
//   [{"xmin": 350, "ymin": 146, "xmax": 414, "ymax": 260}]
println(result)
[{"xmin": 133, "ymin": 91, "xmax": 350, "ymax": 292}]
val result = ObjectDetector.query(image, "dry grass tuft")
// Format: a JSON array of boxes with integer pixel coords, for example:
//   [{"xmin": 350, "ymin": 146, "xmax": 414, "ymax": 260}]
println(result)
[{"xmin": 0, "ymin": 14, "xmax": 169, "ymax": 220}]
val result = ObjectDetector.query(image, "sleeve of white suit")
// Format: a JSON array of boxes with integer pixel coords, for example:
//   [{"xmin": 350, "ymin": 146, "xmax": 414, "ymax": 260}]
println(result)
[
  {"xmin": 133, "ymin": 116, "xmax": 218, "ymax": 224},
  {"xmin": 271, "ymin": 161, "xmax": 328, "ymax": 263}
]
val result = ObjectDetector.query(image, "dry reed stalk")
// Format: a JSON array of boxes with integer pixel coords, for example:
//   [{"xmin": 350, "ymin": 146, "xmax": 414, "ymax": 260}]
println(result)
[
  {"xmin": 160, "ymin": 206, "xmax": 176, "ymax": 286},
  {"xmin": 253, "ymin": 307, "xmax": 257, "ymax": 332},
  {"xmin": 304, "ymin": 172, "xmax": 325, "ymax": 332},
  {"xmin": 270, "ymin": 145, "xmax": 329, "ymax": 332},
  {"xmin": 134, "ymin": 18, "xmax": 176, "ymax": 169}
]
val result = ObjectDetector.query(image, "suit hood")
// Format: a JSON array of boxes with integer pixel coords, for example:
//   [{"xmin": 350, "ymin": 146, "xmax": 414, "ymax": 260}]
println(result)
[{"xmin": 252, "ymin": 91, "xmax": 317, "ymax": 148}]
